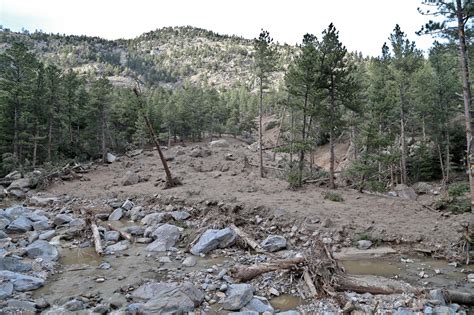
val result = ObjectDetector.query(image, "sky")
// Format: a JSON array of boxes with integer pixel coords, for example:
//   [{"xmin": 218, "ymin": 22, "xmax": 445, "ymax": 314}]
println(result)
[{"xmin": 1, "ymin": 0, "xmax": 438, "ymax": 56}]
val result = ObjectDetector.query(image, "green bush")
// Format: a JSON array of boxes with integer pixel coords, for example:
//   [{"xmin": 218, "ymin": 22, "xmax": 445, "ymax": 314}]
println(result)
[
  {"xmin": 323, "ymin": 191, "xmax": 344, "ymax": 202},
  {"xmin": 448, "ymin": 182, "xmax": 469, "ymax": 197}
]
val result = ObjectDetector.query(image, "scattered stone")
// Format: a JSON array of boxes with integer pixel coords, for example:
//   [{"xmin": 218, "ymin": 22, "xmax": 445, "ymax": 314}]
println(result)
[
  {"xmin": 105, "ymin": 231, "xmax": 120, "ymax": 242},
  {"xmin": 32, "ymin": 220, "xmax": 51, "ymax": 231},
  {"xmin": 430, "ymin": 289, "xmax": 446, "ymax": 306},
  {"xmin": 93, "ymin": 303, "xmax": 111, "ymax": 314},
  {"xmin": 170, "ymin": 211, "xmax": 191, "ymax": 221},
  {"xmin": 467, "ymin": 273, "xmax": 474, "ymax": 283},
  {"xmin": 0, "ymin": 230, "xmax": 8, "ymax": 239},
  {"xmin": 0, "ymin": 270, "xmax": 44, "ymax": 291},
  {"xmin": 126, "ymin": 303, "xmax": 146, "ymax": 315},
  {"xmin": 141, "ymin": 213, "xmax": 166, "ymax": 225},
  {"xmin": 182, "ymin": 256, "xmax": 197, "ymax": 267},
  {"xmin": 122, "ymin": 199, "xmax": 135, "ymax": 211},
  {"xmin": 64, "ymin": 299, "xmax": 85, "ymax": 311},
  {"xmin": 190, "ymin": 227, "xmax": 237, "ymax": 255},
  {"xmin": 129, "ymin": 206, "xmax": 145, "ymax": 221},
  {"xmin": 53, "ymin": 214, "xmax": 73, "ymax": 226},
  {"xmin": 260, "ymin": 235, "xmax": 287, "ymax": 252},
  {"xmin": 124, "ymin": 226, "xmax": 145, "ymax": 236},
  {"xmin": 7, "ymin": 217, "xmax": 33, "ymax": 233},
  {"xmin": 0, "ymin": 217, "xmax": 10, "ymax": 230},
  {"xmin": 105, "ymin": 240, "xmax": 129, "ymax": 254},
  {"xmin": 276, "ymin": 311, "xmax": 301, "ymax": 315},
  {"xmin": 98, "ymin": 262, "xmax": 111, "ymax": 270},
  {"xmin": 146, "ymin": 224, "xmax": 180, "ymax": 252},
  {"xmin": 0, "ymin": 257, "xmax": 32, "ymax": 272},
  {"xmin": 122, "ymin": 171, "xmax": 139, "ymax": 186},
  {"xmin": 221, "ymin": 283, "xmax": 254, "ymax": 311},
  {"xmin": 108, "ymin": 208, "xmax": 123, "ymax": 221},
  {"xmin": 106, "ymin": 153, "xmax": 117, "ymax": 163},
  {"xmin": 96, "ymin": 277, "xmax": 106, "ymax": 283},
  {"xmin": 269, "ymin": 287, "xmax": 280, "ymax": 296},
  {"xmin": 68, "ymin": 218, "xmax": 86, "ymax": 227},
  {"xmin": 26, "ymin": 240, "xmax": 59, "ymax": 262},
  {"xmin": 357, "ymin": 240, "xmax": 373, "ymax": 250},
  {"xmin": 7, "ymin": 299, "xmax": 37, "ymax": 311},
  {"xmin": 0, "ymin": 282, "xmax": 13, "ymax": 299},
  {"xmin": 243, "ymin": 296, "xmax": 274, "ymax": 313},
  {"xmin": 38, "ymin": 230, "xmax": 56, "ymax": 241}
]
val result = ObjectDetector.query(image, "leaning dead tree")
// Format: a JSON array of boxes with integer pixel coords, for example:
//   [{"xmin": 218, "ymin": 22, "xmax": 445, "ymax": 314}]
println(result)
[{"xmin": 133, "ymin": 84, "xmax": 180, "ymax": 189}]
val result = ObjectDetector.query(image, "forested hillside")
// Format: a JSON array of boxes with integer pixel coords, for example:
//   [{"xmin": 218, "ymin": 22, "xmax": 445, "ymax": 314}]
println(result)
[{"xmin": 0, "ymin": 9, "xmax": 472, "ymax": 207}]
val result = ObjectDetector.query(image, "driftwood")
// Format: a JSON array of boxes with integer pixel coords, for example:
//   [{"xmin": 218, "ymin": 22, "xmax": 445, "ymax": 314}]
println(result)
[
  {"xmin": 303, "ymin": 269, "xmax": 318, "ymax": 297},
  {"xmin": 444, "ymin": 289, "xmax": 474, "ymax": 306},
  {"xmin": 229, "ymin": 224, "xmax": 263, "ymax": 253},
  {"xmin": 107, "ymin": 223, "xmax": 134, "ymax": 242},
  {"xmin": 336, "ymin": 275, "xmax": 418, "ymax": 295},
  {"xmin": 91, "ymin": 223, "xmax": 103, "ymax": 255},
  {"xmin": 230, "ymin": 257, "xmax": 305, "ymax": 282}
]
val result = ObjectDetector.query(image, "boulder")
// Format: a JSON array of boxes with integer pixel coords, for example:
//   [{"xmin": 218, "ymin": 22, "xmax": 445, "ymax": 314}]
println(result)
[
  {"xmin": 124, "ymin": 226, "xmax": 145, "ymax": 236},
  {"xmin": 5, "ymin": 171, "xmax": 21, "ymax": 180},
  {"xmin": 7, "ymin": 217, "xmax": 33, "ymax": 233},
  {"xmin": 260, "ymin": 235, "xmax": 287, "ymax": 252},
  {"xmin": 26, "ymin": 240, "xmax": 59, "ymax": 262},
  {"xmin": 357, "ymin": 240, "xmax": 373, "ymax": 250},
  {"xmin": 68, "ymin": 218, "xmax": 86, "ymax": 227},
  {"xmin": 243, "ymin": 296, "xmax": 274, "ymax": 313},
  {"xmin": 393, "ymin": 184, "xmax": 417, "ymax": 201},
  {"xmin": 126, "ymin": 303, "xmax": 146, "ymax": 315},
  {"xmin": 122, "ymin": 199, "xmax": 135, "ymax": 211},
  {"xmin": 0, "ymin": 257, "xmax": 32, "ymax": 272},
  {"xmin": 146, "ymin": 224, "xmax": 180, "ymax": 252},
  {"xmin": 221, "ymin": 284, "xmax": 254, "ymax": 311},
  {"xmin": 129, "ymin": 206, "xmax": 145, "ymax": 221},
  {"xmin": 105, "ymin": 231, "xmax": 120, "ymax": 242},
  {"xmin": 0, "ymin": 218, "xmax": 10, "ymax": 230},
  {"xmin": 32, "ymin": 220, "xmax": 51, "ymax": 231},
  {"xmin": 7, "ymin": 178, "xmax": 32, "ymax": 191},
  {"xmin": 38, "ymin": 230, "xmax": 56, "ymax": 241},
  {"xmin": 0, "ymin": 270, "xmax": 44, "ymax": 291},
  {"xmin": 106, "ymin": 240, "xmax": 129, "ymax": 254},
  {"xmin": 4, "ymin": 205, "xmax": 31, "ymax": 219},
  {"xmin": 53, "ymin": 214, "xmax": 73, "ymax": 226},
  {"xmin": 0, "ymin": 282, "xmax": 13, "ymax": 299},
  {"xmin": 132, "ymin": 282, "xmax": 203, "ymax": 313},
  {"xmin": 170, "ymin": 211, "xmax": 190, "ymax": 221},
  {"xmin": 190, "ymin": 148, "xmax": 203, "ymax": 158},
  {"xmin": 182, "ymin": 256, "xmax": 197, "ymax": 267},
  {"xmin": 0, "ymin": 231, "xmax": 9, "ymax": 239},
  {"xmin": 106, "ymin": 153, "xmax": 117, "ymax": 163},
  {"xmin": 122, "ymin": 171, "xmax": 139, "ymax": 186},
  {"xmin": 276, "ymin": 312, "xmax": 302, "ymax": 315},
  {"xmin": 141, "ymin": 213, "xmax": 166, "ymax": 225},
  {"xmin": 108, "ymin": 208, "xmax": 123, "ymax": 221},
  {"xmin": 64, "ymin": 299, "xmax": 85, "ymax": 311},
  {"xmin": 26, "ymin": 211, "xmax": 48, "ymax": 222},
  {"xmin": 190, "ymin": 227, "xmax": 237, "ymax": 255},
  {"xmin": 8, "ymin": 188, "xmax": 25, "ymax": 199}
]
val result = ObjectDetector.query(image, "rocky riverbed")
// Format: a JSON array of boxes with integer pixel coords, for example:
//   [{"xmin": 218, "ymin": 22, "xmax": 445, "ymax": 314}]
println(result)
[{"xmin": 0, "ymin": 193, "xmax": 473, "ymax": 314}]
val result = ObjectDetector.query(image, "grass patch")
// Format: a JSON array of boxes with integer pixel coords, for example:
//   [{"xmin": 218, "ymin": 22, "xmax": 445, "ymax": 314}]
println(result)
[{"xmin": 323, "ymin": 191, "xmax": 344, "ymax": 202}]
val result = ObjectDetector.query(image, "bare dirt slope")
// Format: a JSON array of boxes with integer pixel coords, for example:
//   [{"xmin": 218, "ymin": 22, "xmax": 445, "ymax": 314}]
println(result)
[{"xmin": 44, "ymin": 137, "xmax": 471, "ymax": 252}]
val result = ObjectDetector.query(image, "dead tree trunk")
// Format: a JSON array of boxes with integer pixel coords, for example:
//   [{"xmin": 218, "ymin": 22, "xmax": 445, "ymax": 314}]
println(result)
[
  {"xmin": 230, "ymin": 257, "xmax": 305, "ymax": 282},
  {"xmin": 133, "ymin": 86, "xmax": 179, "ymax": 189},
  {"xmin": 259, "ymin": 78, "xmax": 265, "ymax": 178}
]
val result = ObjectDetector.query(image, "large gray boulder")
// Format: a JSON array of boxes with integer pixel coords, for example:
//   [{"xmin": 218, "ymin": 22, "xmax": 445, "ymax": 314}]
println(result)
[
  {"xmin": 260, "ymin": 235, "xmax": 287, "ymax": 252},
  {"xmin": 146, "ymin": 224, "xmax": 180, "ymax": 252},
  {"xmin": 0, "ymin": 282, "xmax": 13, "ymax": 299},
  {"xmin": 0, "ymin": 257, "xmax": 32, "ymax": 272},
  {"xmin": 7, "ymin": 217, "xmax": 33, "ymax": 233},
  {"xmin": 132, "ymin": 282, "xmax": 203, "ymax": 314},
  {"xmin": 106, "ymin": 153, "xmax": 117, "ymax": 163},
  {"xmin": 4, "ymin": 205, "xmax": 31, "ymax": 219},
  {"xmin": 105, "ymin": 240, "xmax": 129, "ymax": 254},
  {"xmin": 221, "ymin": 284, "xmax": 254, "ymax": 311},
  {"xmin": 0, "ymin": 270, "xmax": 44, "ymax": 291},
  {"xmin": 53, "ymin": 214, "xmax": 73, "ymax": 226},
  {"xmin": 26, "ymin": 240, "xmax": 59, "ymax": 262},
  {"xmin": 7, "ymin": 178, "xmax": 32, "ymax": 191},
  {"xmin": 122, "ymin": 171, "xmax": 139, "ymax": 186},
  {"xmin": 32, "ymin": 220, "xmax": 51, "ymax": 231},
  {"xmin": 190, "ymin": 227, "xmax": 237, "ymax": 255},
  {"xmin": 108, "ymin": 208, "xmax": 123, "ymax": 221}
]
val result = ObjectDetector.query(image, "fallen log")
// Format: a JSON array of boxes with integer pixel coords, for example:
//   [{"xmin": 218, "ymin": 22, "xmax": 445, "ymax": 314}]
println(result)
[
  {"xmin": 91, "ymin": 223, "xmax": 103, "ymax": 255},
  {"xmin": 444, "ymin": 289, "xmax": 474, "ymax": 306},
  {"xmin": 336, "ymin": 275, "xmax": 419, "ymax": 295},
  {"xmin": 230, "ymin": 257, "xmax": 305, "ymax": 282},
  {"xmin": 303, "ymin": 269, "xmax": 318, "ymax": 297},
  {"xmin": 107, "ymin": 223, "xmax": 134, "ymax": 242},
  {"xmin": 229, "ymin": 224, "xmax": 263, "ymax": 253}
]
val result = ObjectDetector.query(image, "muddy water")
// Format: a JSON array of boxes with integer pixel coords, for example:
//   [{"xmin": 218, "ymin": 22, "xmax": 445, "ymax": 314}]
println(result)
[{"xmin": 271, "ymin": 294, "xmax": 306, "ymax": 311}]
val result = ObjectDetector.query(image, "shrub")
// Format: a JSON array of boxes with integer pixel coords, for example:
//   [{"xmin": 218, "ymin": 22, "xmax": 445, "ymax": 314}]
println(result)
[{"xmin": 323, "ymin": 191, "xmax": 344, "ymax": 202}]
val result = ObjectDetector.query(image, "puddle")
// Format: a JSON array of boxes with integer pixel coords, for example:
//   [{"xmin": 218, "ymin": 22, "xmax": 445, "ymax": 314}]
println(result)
[
  {"xmin": 341, "ymin": 259, "xmax": 400, "ymax": 277},
  {"xmin": 60, "ymin": 247, "xmax": 102, "ymax": 266},
  {"xmin": 271, "ymin": 294, "xmax": 305, "ymax": 311}
]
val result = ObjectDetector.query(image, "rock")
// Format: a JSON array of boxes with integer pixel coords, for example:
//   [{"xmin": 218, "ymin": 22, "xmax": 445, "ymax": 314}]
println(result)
[
  {"xmin": 467, "ymin": 273, "xmax": 474, "ymax": 283},
  {"xmin": 105, "ymin": 240, "xmax": 129, "ymax": 254},
  {"xmin": 4, "ymin": 205, "xmax": 31, "ymax": 219},
  {"xmin": 229, "ymin": 312, "xmax": 258, "ymax": 315},
  {"xmin": 29, "ymin": 196, "xmax": 59, "ymax": 207},
  {"xmin": 146, "ymin": 224, "xmax": 180, "ymax": 252},
  {"xmin": 0, "ymin": 282, "xmax": 13, "ymax": 299},
  {"xmin": 122, "ymin": 171, "xmax": 139, "ymax": 186},
  {"xmin": 26, "ymin": 240, "xmax": 59, "ymax": 261},
  {"xmin": 0, "ymin": 270, "xmax": 44, "ymax": 291},
  {"xmin": 357, "ymin": 240, "xmax": 373, "ymax": 250},
  {"xmin": 26, "ymin": 211, "xmax": 48, "ymax": 222},
  {"xmin": 431, "ymin": 306, "xmax": 453, "ymax": 315},
  {"xmin": 105, "ymin": 231, "xmax": 120, "ymax": 242},
  {"xmin": 0, "ymin": 257, "xmax": 32, "ymax": 272},
  {"xmin": 0, "ymin": 230, "xmax": 9, "ymax": 239},
  {"xmin": 124, "ymin": 226, "xmax": 145, "ymax": 236},
  {"xmin": 5, "ymin": 171, "xmax": 21, "ymax": 180},
  {"xmin": 221, "ymin": 283, "xmax": 254, "ymax": 311},
  {"xmin": 106, "ymin": 153, "xmax": 117, "ymax": 163},
  {"xmin": 190, "ymin": 148, "xmax": 203, "ymax": 157},
  {"xmin": 393, "ymin": 184, "xmax": 418, "ymax": 200},
  {"xmin": 7, "ymin": 178, "xmax": 32, "ymax": 190},
  {"xmin": 64, "ymin": 299, "xmax": 85, "ymax": 311},
  {"xmin": 53, "ymin": 214, "xmax": 73, "ymax": 226},
  {"xmin": 0, "ymin": 186, "xmax": 3, "ymax": 199},
  {"xmin": 126, "ymin": 303, "xmax": 146, "ymax": 315},
  {"xmin": 430, "ymin": 289, "xmax": 446, "ymax": 306},
  {"xmin": 0, "ymin": 218, "xmax": 10, "ymax": 230},
  {"xmin": 260, "ymin": 235, "xmax": 287, "ymax": 252},
  {"xmin": 141, "ymin": 213, "xmax": 166, "ymax": 225},
  {"xmin": 170, "ymin": 211, "xmax": 191, "ymax": 221},
  {"xmin": 209, "ymin": 139, "xmax": 230, "ymax": 148},
  {"xmin": 7, "ymin": 216, "xmax": 33, "ymax": 233},
  {"xmin": 39, "ymin": 230, "xmax": 56, "ymax": 241},
  {"xmin": 122, "ymin": 199, "xmax": 135, "ymax": 211},
  {"xmin": 8, "ymin": 188, "xmax": 25, "ymax": 198},
  {"xmin": 32, "ymin": 220, "xmax": 51, "ymax": 231},
  {"xmin": 93, "ymin": 303, "xmax": 111, "ymax": 314},
  {"xmin": 68, "ymin": 218, "xmax": 86, "ymax": 227},
  {"xmin": 243, "ymin": 296, "xmax": 274, "ymax": 313},
  {"xmin": 190, "ymin": 227, "xmax": 237, "ymax": 255},
  {"xmin": 269, "ymin": 287, "xmax": 280, "ymax": 296},
  {"xmin": 7, "ymin": 299, "xmax": 37, "ymax": 311},
  {"xmin": 132, "ymin": 282, "xmax": 203, "ymax": 313},
  {"xmin": 182, "ymin": 256, "xmax": 197, "ymax": 267},
  {"xmin": 108, "ymin": 208, "xmax": 123, "ymax": 221},
  {"xmin": 129, "ymin": 206, "xmax": 145, "ymax": 221},
  {"xmin": 98, "ymin": 262, "xmax": 111, "ymax": 270},
  {"xmin": 276, "ymin": 312, "xmax": 301, "ymax": 315}
]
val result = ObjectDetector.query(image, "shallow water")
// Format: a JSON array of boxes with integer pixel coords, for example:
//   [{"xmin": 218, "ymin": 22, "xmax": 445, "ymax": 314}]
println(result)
[
  {"xmin": 60, "ymin": 247, "xmax": 102, "ymax": 266},
  {"xmin": 270, "ymin": 294, "xmax": 306, "ymax": 311}
]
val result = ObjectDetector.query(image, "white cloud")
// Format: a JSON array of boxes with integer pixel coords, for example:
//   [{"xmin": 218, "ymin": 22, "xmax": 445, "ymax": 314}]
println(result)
[{"xmin": 1, "ymin": 0, "xmax": 436, "ymax": 56}]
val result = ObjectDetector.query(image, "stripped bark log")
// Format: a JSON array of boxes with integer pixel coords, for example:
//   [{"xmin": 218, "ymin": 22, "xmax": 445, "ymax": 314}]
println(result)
[
  {"xmin": 303, "ymin": 269, "xmax": 318, "ymax": 297},
  {"xmin": 230, "ymin": 257, "xmax": 305, "ymax": 282},
  {"xmin": 230, "ymin": 224, "xmax": 263, "ymax": 252},
  {"xmin": 107, "ymin": 223, "xmax": 134, "ymax": 242},
  {"xmin": 336, "ymin": 275, "xmax": 418, "ymax": 295},
  {"xmin": 444, "ymin": 289, "xmax": 474, "ymax": 306},
  {"xmin": 91, "ymin": 223, "xmax": 103, "ymax": 255}
]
